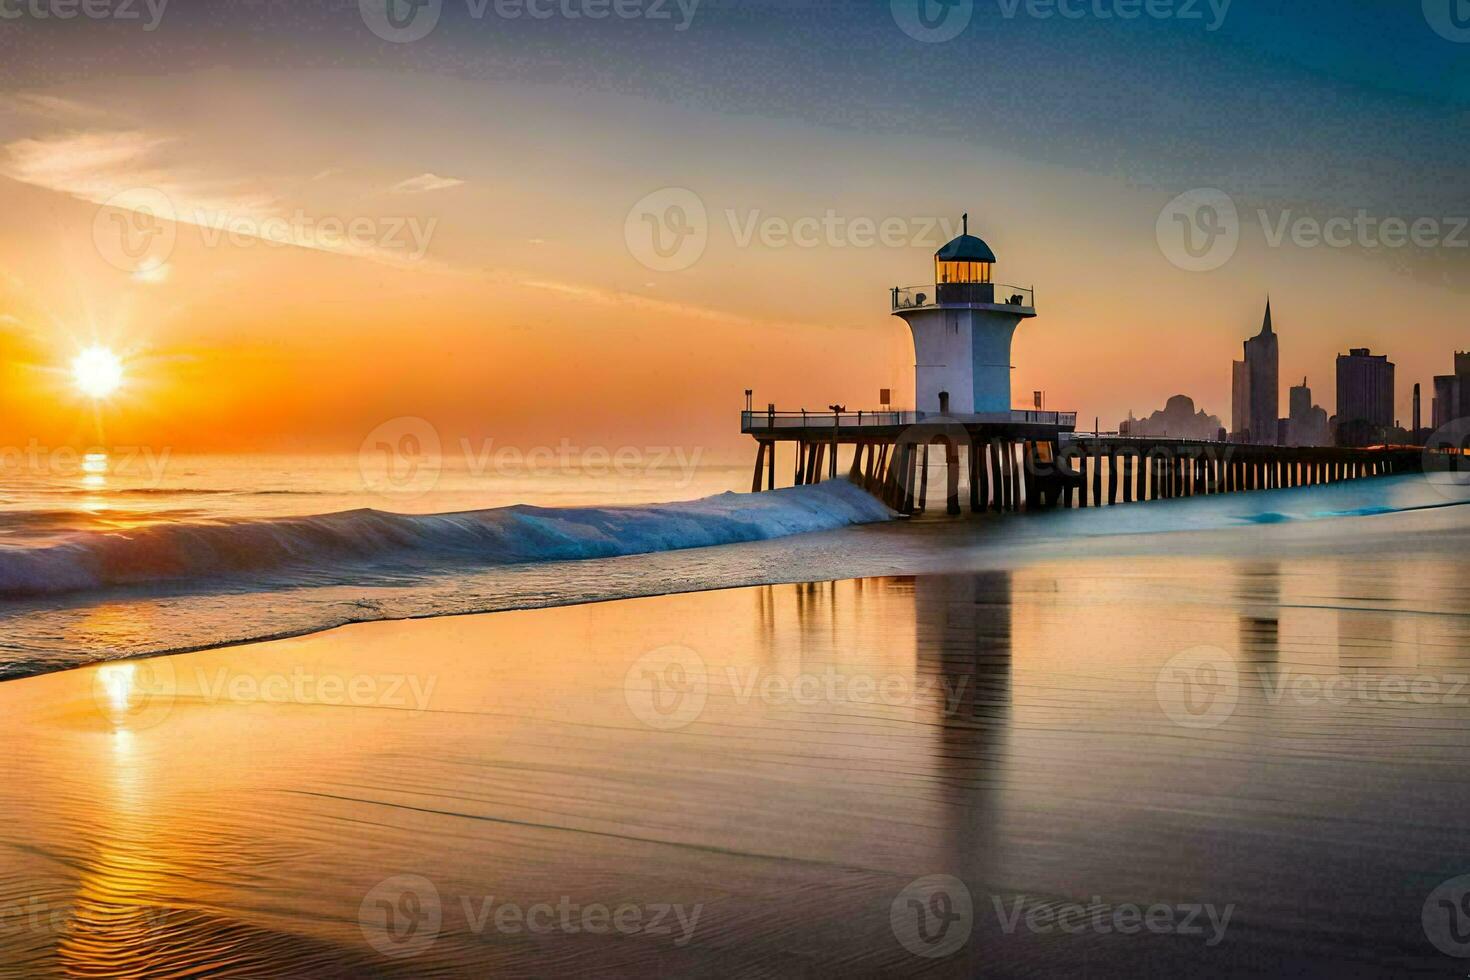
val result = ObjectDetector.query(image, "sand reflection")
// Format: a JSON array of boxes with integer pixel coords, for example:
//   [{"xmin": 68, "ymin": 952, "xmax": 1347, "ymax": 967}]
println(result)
[{"xmin": 1, "ymin": 556, "xmax": 1468, "ymax": 974}]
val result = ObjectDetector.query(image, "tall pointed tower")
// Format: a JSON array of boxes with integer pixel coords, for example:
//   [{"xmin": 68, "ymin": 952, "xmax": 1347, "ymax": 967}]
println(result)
[
  {"xmin": 1243, "ymin": 298, "xmax": 1280, "ymax": 445},
  {"xmin": 890, "ymin": 216, "xmax": 1036, "ymax": 416}
]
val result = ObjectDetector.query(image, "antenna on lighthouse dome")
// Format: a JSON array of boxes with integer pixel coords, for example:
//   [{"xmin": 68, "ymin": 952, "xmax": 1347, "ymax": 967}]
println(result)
[{"xmin": 962, "ymin": 213, "xmax": 968, "ymax": 235}]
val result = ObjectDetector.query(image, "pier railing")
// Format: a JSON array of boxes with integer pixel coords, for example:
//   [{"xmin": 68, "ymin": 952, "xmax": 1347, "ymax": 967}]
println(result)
[
  {"xmin": 891, "ymin": 283, "xmax": 1034, "ymax": 311},
  {"xmin": 741, "ymin": 409, "xmax": 1076, "ymax": 432}
]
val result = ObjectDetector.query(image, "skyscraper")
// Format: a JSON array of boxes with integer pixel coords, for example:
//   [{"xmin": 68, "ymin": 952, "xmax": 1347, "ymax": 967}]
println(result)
[
  {"xmin": 1287, "ymin": 377, "xmax": 1329, "ymax": 446},
  {"xmin": 1231, "ymin": 360, "xmax": 1249, "ymax": 440},
  {"xmin": 1336, "ymin": 347, "xmax": 1395, "ymax": 446},
  {"xmin": 1232, "ymin": 299, "xmax": 1279, "ymax": 444},
  {"xmin": 1431, "ymin": 351, "xmax": 1470, "ymax": 431}
]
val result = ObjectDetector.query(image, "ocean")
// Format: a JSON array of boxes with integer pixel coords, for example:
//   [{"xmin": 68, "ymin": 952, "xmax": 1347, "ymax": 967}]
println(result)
[{"xmin": 1, "ymin": 450, "xmax": 1466, "ymax": 681}]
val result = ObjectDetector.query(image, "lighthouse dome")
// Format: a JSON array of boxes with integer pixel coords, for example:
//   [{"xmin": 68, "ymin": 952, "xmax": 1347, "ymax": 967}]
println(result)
[
  {"xmin": 934, "ymin": 234, "xmax": 996, "ymax": 263},
  {"xmin": 935, "ymin": 220, "xmax": 995, "ymax": 290}
]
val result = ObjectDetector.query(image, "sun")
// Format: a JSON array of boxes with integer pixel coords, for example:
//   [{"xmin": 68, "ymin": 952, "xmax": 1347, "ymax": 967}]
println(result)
[{"xmin": 72, "ymin": 346, "xmax": 125, "ymax": 399}]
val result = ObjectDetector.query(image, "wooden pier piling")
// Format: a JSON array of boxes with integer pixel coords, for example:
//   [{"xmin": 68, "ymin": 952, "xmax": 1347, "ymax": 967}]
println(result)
[{"xmin": 740, "ymin": 409, "xmax": 1421, "ymax": 517}]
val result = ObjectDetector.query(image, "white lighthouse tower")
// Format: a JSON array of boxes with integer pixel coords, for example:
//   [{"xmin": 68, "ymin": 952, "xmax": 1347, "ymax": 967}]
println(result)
[{"xmin": 891, "ymin": 216, "xmax": 1037, "ymax": 416}]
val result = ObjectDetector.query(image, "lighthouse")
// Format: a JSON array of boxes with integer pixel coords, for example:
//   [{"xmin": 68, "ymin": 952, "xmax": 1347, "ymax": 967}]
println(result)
[{"xmin": 891, "ymin": 216, "xmax": 1037, "ymax": 416}]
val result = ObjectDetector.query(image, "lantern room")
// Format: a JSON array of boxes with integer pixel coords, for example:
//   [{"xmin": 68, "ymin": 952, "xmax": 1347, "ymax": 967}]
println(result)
[{"xmin": 934, "ymin": 214, "xmax": 998, "ymax": 304}]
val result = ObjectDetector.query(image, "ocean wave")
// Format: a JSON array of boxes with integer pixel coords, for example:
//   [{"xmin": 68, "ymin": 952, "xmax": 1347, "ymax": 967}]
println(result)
[{"xmin": 0, "ymin": 479, "xmax": 893, "ymax": 598}]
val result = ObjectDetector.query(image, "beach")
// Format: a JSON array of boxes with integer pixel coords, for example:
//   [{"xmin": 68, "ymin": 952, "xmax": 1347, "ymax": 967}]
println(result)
[
  {"xmin": 4, "ymin": 500, "xmax": 1470, "ymax": 976},
  {"xmin": 6, "ymin": 2, "xmax": 1467, "ymax": 974}
]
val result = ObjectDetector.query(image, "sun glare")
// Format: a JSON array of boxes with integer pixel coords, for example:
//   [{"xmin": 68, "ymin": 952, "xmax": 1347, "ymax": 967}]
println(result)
[{"xmin": 72, "ymin": 346, "xmax": 124, "ymax": 399}]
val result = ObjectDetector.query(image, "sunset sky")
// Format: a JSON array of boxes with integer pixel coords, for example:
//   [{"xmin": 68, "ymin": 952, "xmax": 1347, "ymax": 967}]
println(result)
[{"xmin": 1, "ymin": 0, "xmax": 1466, "ymax": 455}]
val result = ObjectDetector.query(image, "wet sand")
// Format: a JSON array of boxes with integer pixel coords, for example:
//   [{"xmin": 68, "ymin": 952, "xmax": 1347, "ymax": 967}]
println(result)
[{"xmin": 3, "ymin": 545, "xmax": 1470, "ymax": 975}]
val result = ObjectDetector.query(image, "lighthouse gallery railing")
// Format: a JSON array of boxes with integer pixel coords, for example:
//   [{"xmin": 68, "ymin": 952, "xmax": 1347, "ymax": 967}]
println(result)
[{"xmin": 891, "ymin": 283, "xmax": 1034, "ymax": 311}]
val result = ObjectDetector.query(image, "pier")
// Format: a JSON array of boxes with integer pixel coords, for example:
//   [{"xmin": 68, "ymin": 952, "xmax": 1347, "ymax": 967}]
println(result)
[{"xmin": 742, "ymin": 414, "xmax": 1421, "ymax": 516}]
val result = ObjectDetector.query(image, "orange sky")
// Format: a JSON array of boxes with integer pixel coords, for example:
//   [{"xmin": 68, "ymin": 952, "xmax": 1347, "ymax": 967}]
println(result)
[{"xmin": 0, "ymin": 71, "xmax": 1464, "ymax": 457}]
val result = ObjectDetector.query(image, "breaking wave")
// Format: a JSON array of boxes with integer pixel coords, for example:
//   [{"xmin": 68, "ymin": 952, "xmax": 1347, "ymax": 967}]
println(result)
[{"xmin": 0, "ymin": 480, "xmax": 893, "ymax": 599}]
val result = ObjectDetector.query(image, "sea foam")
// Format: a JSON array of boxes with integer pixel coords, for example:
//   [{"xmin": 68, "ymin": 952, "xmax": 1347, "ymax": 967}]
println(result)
[{"xmin": 0, "ymin": 479, "xmax": 894, "ymax": 598}]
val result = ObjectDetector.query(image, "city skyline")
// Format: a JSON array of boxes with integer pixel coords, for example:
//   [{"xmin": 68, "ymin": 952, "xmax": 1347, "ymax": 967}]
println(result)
[{"xmin": 1117, "ymin": 300, "xmax": 1448, "ymax": 447}]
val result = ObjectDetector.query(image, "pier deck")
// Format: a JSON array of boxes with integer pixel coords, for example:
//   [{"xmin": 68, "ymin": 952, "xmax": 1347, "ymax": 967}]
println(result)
[{"xmin": 742, "ymin": 409, "xmax": 1421, "ymax": 516}]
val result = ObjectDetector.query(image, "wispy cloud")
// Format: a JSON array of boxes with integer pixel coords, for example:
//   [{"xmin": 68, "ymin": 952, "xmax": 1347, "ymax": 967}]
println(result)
[
  {"xmin": 389, "ymin": 172, "xmax": 464, "ymax": 194},
  {"xmin": 0, "ymin": 92, "xmax": 116, "ymax": 123},
  {"xmin": 517, "ymin": 276, "xmax": 814, "ymax": 332},
  {"xmin": 1, "ymin": 130, "xmax": 444, "ymax": 269},
  {"xmin": 2, "ymin": 130, "xmax": 275, "ymax": 216}
]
